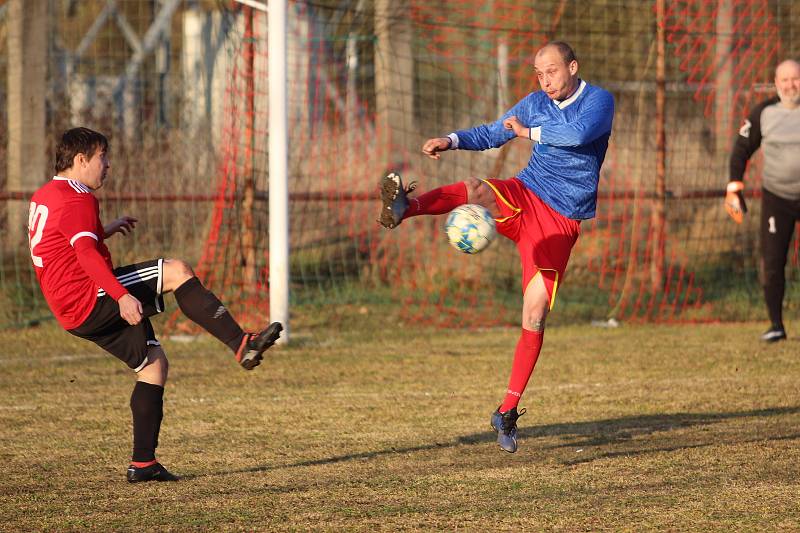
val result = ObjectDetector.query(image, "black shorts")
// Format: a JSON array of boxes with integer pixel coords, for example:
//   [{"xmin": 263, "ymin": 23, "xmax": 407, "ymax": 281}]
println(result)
[{"xmin": 68, "ymin": 259, "xmax": 166, "ymax": 372}]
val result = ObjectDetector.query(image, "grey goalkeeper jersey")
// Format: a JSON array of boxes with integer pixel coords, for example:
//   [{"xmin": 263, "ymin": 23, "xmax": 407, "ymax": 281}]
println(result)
[{"xmin": 729, "ymin": 96, "xmax": 800, "ymax": 200}]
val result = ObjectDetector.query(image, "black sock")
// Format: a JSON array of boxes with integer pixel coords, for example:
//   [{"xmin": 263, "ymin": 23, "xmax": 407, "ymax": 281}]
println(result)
[
  {"xmin": 130, "ymin": 381, "xmax": 165, "ymax": 463},
  {"xmin": 173, "ymin": 277, "xmax": 246, "ymax": 352}
]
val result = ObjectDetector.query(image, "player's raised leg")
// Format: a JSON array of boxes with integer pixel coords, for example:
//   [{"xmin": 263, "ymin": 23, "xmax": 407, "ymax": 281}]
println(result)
[
  {"xmin": 161, "ymin": 258, "xmax": 282, "ymax": 369},
  {"xmin": 379, "ymin": 174, "xmax": 503, "ymax": 229},
  {"xmin": 491, "ymin": 272, "xmax": 550, "ymax": 453},
  {"xmin": 379, "ymin": 172, "xmax": 416, "ymax": 228}
]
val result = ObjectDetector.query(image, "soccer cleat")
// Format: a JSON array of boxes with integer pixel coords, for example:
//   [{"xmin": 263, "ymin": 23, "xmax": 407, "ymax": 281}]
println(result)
[
  {"xmin": 760, "ymin": 326, "xmax": 786, "ymax": 343},
  {"xmin": 378, "ymin": 172, "xmax": 416, "ymax": 229},
  {"xmin": 490, "ymin": 406, "xmax": 526, "ymax": 453},
  {"xmin": 126, "ymin": 462, "xmax": 179, "ymax": 483},
  {"xmin": 235, "ymin": 322, "xmax": 283, "ymax": 370}
]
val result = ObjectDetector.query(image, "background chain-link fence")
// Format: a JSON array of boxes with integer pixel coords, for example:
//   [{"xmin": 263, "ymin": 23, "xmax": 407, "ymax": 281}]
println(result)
[{"xmin": 2, "ymin": 0, "xmax": 799, "ymax": 329}]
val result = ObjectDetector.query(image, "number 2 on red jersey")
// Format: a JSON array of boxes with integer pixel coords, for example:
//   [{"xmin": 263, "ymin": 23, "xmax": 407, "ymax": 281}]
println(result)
[{"xmin": 28, "ymin": 202, "xmax": 49, "ymax": 267}]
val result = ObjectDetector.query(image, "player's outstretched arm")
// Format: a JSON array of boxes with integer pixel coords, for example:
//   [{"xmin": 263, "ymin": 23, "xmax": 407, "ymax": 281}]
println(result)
[
  {"xmin": 104, "ymin": 216, "xmax": 138, "ymax": 238},
  {"xmin": 503, "ymin": 116, "xmax": 531, "ymax": 140},
  {"xmin": 422, "ymin": 137, "xmax": 451, "ymax": 160}
]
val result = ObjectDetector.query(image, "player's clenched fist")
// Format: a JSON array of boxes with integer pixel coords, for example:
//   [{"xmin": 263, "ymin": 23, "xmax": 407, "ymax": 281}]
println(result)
[
  {"xmin": 422, "ymin": 137, "xmax": 451, "ymax": 160},
  {"xmin": 503, "ymin": 116, "xmax": 529, "ymax": 139},
  {"xmin": 724, "ymin": 181, "xmax": 747, "ymax": 224}
]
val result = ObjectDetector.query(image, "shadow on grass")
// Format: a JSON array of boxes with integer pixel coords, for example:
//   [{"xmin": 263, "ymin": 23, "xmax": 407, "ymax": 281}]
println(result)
[
  {"xmin": 182, "ymin": 405, "xmax": 800, "ymax": 479},
  {"xmin": 559, "ymin": 432, "xmax": 800, "ymax": 466},
  {"xmin": 510, "ymin": 405, "xmax": 800, "ymax": 465},
  {"xmin": 496, "ymin": 404, "xmax": 800, "ymax": 446}
]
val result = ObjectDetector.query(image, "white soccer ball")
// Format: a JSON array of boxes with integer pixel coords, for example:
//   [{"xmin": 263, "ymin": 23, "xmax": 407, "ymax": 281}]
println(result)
[{"xmin": 444, "ymin": 204, "xmax": 497, "ymax": 254}]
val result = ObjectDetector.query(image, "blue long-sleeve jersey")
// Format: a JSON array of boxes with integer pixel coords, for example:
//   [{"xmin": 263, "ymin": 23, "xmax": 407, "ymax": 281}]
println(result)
[{"xmin": 451, "ymin": 80, "xmax": 614, "ymax": 220}]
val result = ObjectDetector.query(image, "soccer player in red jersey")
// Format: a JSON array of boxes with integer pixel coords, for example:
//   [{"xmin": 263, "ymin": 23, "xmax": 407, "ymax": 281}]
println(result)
[
  {"xmin": 379, "ymin": 42, "xmax": 614, "ymax": 453},
  {"xmin": 28, "ymin": 127, "xmax": 282, "ymax": 482}
]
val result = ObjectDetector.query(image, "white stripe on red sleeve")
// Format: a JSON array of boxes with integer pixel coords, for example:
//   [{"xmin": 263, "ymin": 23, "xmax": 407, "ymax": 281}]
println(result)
[{"xmin": 69, "ymin": 231, "xmax": 98, "ymax": 247}]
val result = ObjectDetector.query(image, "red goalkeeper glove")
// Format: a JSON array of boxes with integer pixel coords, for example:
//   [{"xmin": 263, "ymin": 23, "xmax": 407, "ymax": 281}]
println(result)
[{"xmin": 725, "ymin": 181, "xmax": 747, "ymax": 224}]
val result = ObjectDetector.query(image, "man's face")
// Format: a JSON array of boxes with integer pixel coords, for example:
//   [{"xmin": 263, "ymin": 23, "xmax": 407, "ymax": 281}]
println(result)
[
  {"xmin": 775, "ymin": 61, "xmax": 800, "ymax": 107},
  {"xmin": 534, "ymin": 48, "xmax": 578, "ymax": 101},
  {"xmin": 82, "ymin": 148, "xmax": 110, "ymax": 190}
]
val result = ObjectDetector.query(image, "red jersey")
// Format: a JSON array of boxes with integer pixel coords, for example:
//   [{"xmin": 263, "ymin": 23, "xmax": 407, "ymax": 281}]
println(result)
[{"xmin": 28, "ymin": 177, "xmax": 127, "ymax": 329}]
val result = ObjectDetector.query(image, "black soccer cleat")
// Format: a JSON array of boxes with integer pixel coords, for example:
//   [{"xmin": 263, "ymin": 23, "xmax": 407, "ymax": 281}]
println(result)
[
  {"xmin": 490, "ymin": 406, "xmax": 526, "ymax": 453},
  {"xmin": 378, "ymin": 172, "xmax": 416, "ymax": 229},
  {"xmin": 236, "ymin": 321, "xmax": 283, "ymax": 370},
  {"xmin": 760, "ymin": 325, "xmax": 786, "ymax": 343},
  {"xmin": 126, "ymin": 462, "xmax": 179, "ymax": 483}
]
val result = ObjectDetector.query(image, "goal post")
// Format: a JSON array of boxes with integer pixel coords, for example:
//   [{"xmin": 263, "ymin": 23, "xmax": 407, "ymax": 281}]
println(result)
[{"xmin": 268, "ymin": 0, "xmax": 290, "ymax": 342}]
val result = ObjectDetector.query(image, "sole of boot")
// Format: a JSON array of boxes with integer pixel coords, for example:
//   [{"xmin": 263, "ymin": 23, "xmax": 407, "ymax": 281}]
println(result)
[
  {"xmin": 379, "ymin": 175, "xmax": 401, "ymax": 228},
  {"xmin": 240, "ymin": 322, "xmax": 283, "ymax": 370}
]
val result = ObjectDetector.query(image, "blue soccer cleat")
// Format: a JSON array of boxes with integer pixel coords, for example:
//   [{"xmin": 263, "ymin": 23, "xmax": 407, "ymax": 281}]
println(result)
[
  {"xmin": 490, "ymin": 406, "xmax": 526, "ymax": 453},
  {"xmin": 378, "ymin": 172, "xmax": 416, "ymax": 229}
]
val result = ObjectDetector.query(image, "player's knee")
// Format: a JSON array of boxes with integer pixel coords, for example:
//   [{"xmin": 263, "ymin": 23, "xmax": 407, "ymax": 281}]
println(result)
[
  {"xmin": 522, "ymin": 303, "xmax": 549, "ymax": 331},
  {"xmin": 464, "ymin": 177, "xmax": 484, "ymax": 197},
  {"xmin": 522, "ymin": 308, "xmax": 548, "ymax": 332},
  {"xmin": 465, "ymin": 178, "xmax": 494, "ymax": 208},
  {"xmin": 163, "ymin": 258, "xmax": 195, "ymax": 291},
  {"xmin": 164, "ymin": 258, "xmax": 195, "ymax": 278},
  {"xmin": 139, "ymin": 347, "xmax": 169, "ymax": 384},
  {"xmin": 761, "ymin": 261, "xmax": 783, "ymax": 279},
  {"xmin": 464, "ymin": 177, "xmax": 482, "ymax": 192}
]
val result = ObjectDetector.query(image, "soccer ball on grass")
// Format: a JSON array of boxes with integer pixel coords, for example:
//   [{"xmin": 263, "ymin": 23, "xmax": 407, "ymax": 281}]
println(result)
[{"xmin": 444, "ymin": 204, "xmax": 497, "ymax": 254}]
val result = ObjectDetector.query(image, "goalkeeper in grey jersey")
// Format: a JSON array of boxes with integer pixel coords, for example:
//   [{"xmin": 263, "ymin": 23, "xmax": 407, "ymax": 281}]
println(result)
[{"xmin": 725, "ymin": 59, "xmax": 800, "ymax": 342}]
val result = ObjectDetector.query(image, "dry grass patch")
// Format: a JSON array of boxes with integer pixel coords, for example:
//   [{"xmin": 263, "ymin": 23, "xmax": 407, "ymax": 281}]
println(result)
[{"xmin": 0, "ymin": 318, "xmax": 799, "ymax": 531}]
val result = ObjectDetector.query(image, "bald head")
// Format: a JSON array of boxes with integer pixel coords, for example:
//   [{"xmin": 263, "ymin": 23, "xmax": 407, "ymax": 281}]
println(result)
[
  {"xmin": 775, "ymin": 59, "xmax": 800, "ymax": 108},
  {"xmin": 534, "ymin": 41, "xmax": 579, "ymax": 101},
  {"xmin": 775, "ymin": 59, "xmax": 800, "ymax": 77},
  {"xmin": 536, "ymin": 41, "xmax": 577, "ymax": 66}
]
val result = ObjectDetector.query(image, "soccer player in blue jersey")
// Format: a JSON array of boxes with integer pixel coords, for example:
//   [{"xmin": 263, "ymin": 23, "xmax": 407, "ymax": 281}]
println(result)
[{"xmin": 378, "ymin": 41, "xmax": 614, "ymax": 453}]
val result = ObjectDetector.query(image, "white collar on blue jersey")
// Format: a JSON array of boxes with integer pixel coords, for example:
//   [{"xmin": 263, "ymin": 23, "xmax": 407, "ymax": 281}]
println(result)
[{"xmin": 553, "ymin": 79, "xmax": 586, "ymax": 109}]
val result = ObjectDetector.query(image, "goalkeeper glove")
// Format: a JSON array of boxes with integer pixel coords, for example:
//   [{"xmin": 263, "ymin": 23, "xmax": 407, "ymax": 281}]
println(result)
[{"xmin": 725, "ymin": 181, "xmax": 747, "ymax": 224}]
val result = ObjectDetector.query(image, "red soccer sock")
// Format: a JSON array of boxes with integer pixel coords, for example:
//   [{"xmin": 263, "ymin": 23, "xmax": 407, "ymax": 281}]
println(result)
[
  {"xmin": 403, "ymin": 181, "xmax": 468, "ymax": 219},
  {"xmin": 130, "ymin": 459, "xmax": 158, "ymax": 468},
  {"xmin": 499, "ymin": 328, "xmax": 544, "ymax": 413}
]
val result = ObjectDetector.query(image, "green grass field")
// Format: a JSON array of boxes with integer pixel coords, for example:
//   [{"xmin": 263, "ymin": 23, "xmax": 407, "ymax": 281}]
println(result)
[{"xmin": 1, "ymin": 314, "xmax": 799, "ymax": 531}]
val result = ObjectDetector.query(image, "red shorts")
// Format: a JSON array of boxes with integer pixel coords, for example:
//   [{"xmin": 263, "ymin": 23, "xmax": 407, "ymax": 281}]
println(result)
[{"xmin": 483, "ymin": 178, "xmax": 581, "ymax": 308}]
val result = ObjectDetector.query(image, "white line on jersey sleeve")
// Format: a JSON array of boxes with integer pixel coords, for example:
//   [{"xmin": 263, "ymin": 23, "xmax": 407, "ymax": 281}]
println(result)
[{"xmin": 69, "ymin": 232, "xmax": 99, "ymax": 247}]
